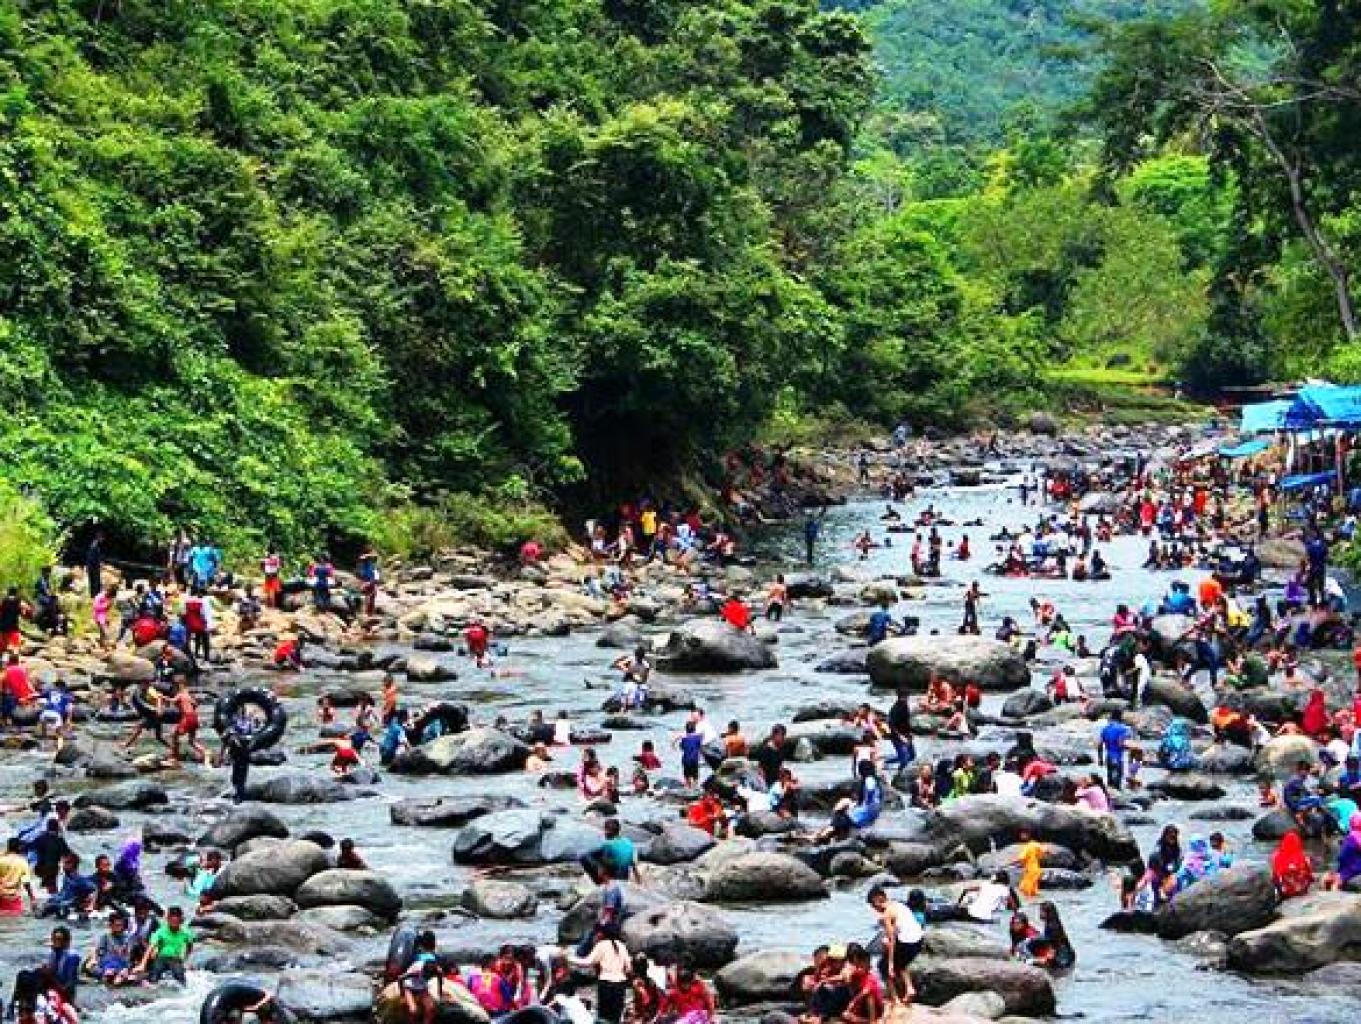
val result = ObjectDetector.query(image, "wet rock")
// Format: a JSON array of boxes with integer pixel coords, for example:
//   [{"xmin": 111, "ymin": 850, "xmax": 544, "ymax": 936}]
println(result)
[
  {"xmin": 295, "ymin": 905, "xmax": 387, "ymax": 932},
  {"xmin": 1197, "ymin": 744, "xmax": 1255, "ymax": 775},
  {"xmin": 392, "ymin": 728, "xmax": 529, "ymax": 775},
  {"xmin": 143, "ymin": 821, "xmax": 194, "ymax": 850},
  {"xmin": 405, "ymin": 655, "xmax": 457, "ymax": 683},
  {"xmin": 210, "ymin": 839, "xmax": 329, "ymax": 899},
  {"xmin": 244, "ymin": 774, "xmax": 364, "ymax": 804},
  {"xmin": 1149, "ymin": 774, "xmax": 1225, "ymax": 801},
  {"xmin": 389, "ymin": 796, "xmax": 523, "ymax": 828},
  {"xmin": 1251, "ymin": 808, "xmax": 1297, "ymax": 841},
  {"xmin": 815, "ymin": 650, "xmax": 869, "ymax": 675},
  {"xmin": 101, "ymin": 652, "xmax": 155, "ymax": 683},
  {"xmin": 295, "ymin": 869, "xmax": 402, "ymax": 920},
  {"xmin": 85, "ymin": 749, "xmax": 139, "ymax": 780},
  {"xmin": 67, "ymin": 806, "xmax": 119, "ymax": 832},
  {"xmin": 558, "ymin": 883, "xmax": 663, "ymax": 943},
  {"xmin": 915, "ymin": 795, "xmax": 1138, "ymax": 862},
  {"xmin": 198, "ymin": 806, "xmax": 290, "ymax": 850},
  {"xmin": 1141, "ymin": 677, "xmax": 1207, "ymax": 723},
  {"xmin": 452, "ymin": 810, "xmax": 602, "ymax": 866},
  {"xmin": 209, "ymin": 917, "xmax": 352, "ymax": 955},
  {"xmin": 1171, "ymin": 930, "xmax": 1229, "ymax": 966},
  {"xmin": 715, "ymin": 950, "xmax": 804, "ymax": 1004},
  {"xmin": 597, "ymin": 620, "xmax": 644, "ymax": 650},
  {"xmin": 1188, "ymin": 805, "xmax": 1256, "ymax": 822},
  {"xmin": 913, "ymin": 958, "xmax": 1055, "ymax": 1016},
  {"xmin": 867, "ymin": 637, "xmax": 1028, "ymax": 692},
  {"xmin": 461, "ymin": 878, "xmax": 538, "ymax": 919},
  {"xmin": 1027, "ymin": 412, "xmax": 1059, "ymax": 436},
  {"xmin": 1099, "ymin": 909, "xmax": 1160, "ymax": 934},
  {"xmin": 657, "ymin": 620, "xmax": 777, "ymax": 673},
  {"xmin": 1254, "ymin": 735, "xmax": 1320, "ymax": 780},
  {"xmin": 1157, "ymin": 865, "xmax": 1278, "ymax": 939},
  {"xmin": 1227, "ymin": 893, "xmax": 1361, "ymax": 972},
  {"xmin": 644, "ymin": 824, "xmax": 718, "ymax": 866},
  {"xmin": 74, "ymin": 781, "xmax": 167, "ymax": 811},
  {"xmin": 733, "ymin": 811, "xmax": 798, "ymax": 839},
  {"xmin": 210, "ymin": 894, "xmax": 298, "ymax": 920},
  {"xmin": 784, "ymin": 721, "xmax": 863, "ymax": 757},
  {"xmin": 923, "ymin": 927, "xmax": 1008, "ymax": 960},
  {"xmin": 1147, "ymin": 615, "xmax": 1196, "ymax": 665},
  {"xmin": 621, "ymin": 900, "xmax": 740, "ymax": 968},
  {"xmin": 785, "ymin": 576, "xmax": 834, "ymax": 600},
  {"xmin": 1001, "ymin": 691, "xmax": 1052, "ymax": 718},
  {"xmin": 704, "ymin": 852, "xmax": 828, "ymax": 903},
  {"xmin": 276, "ymin": 968, "xmax": 374, "ymax": 1021},
  {"xmin": 977, "ymin": 843, "xmax": 1079, "ymax": 876}
]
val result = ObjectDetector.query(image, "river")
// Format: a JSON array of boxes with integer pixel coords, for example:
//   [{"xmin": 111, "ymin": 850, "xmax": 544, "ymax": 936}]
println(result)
[{"xmin": 4, "ymin": 473, "xmax": 1358, "ymax": 1023}]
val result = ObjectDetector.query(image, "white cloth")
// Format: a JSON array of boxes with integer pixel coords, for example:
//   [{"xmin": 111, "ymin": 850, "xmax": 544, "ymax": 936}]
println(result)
[{"xmin": 966, "ymin": 882, "xmax": 1011, "ymax": 922}]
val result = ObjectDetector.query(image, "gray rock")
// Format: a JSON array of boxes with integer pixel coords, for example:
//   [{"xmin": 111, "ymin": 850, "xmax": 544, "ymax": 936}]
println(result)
[
  {"xmin": 815, "ymin": 651, "xmax": 869, "ymax": 675},
  {"xmin": 1197, "ymin": 743, "xmax": 1255, "ymax": 775},
  {"xmin": 914, "ymin": 958, "xmax": 1055, "ymax": 1015},
  {"xmin": 621, "ymin": 900, "xmax": 740, "ymax": 967},
  {"xmin": 915, "ymin": 795, "xmax": 1138, "ymax": 861},
  {"xmin": 210, "ymin": 840, "xmax": 329, "ymax": 899},
  {"xmin": 209, "ymin": 894, "xmax": 298, "ymax": 920},
  {"xmin": 657, "ymin": 619, "xmax": 777, "ymax": 673},
  {"xmin": 1252, "ymin": 808, "xmax": 1297, "ymax": 841},
  {"xmin": 1148, "ymin": 773, "xmax": 1225, "ymax": 801},
  {"xmin": 1157, "ymin": 865, "xmax": 1278, "ymax": 939},
  {"xmin": 294, "ymin": 905, "xmax": 387, "ymax": 932},
  {"xmin": 295, "ymin": 869, "xmax": 402, "ymax": 920},
  {"xmin": 1227, "ymin": 893, "xmax": 1361, "ymax": 972},
  {"xmin": 406, "ymin": 654, "xmax": 457, "ymax": 683},
  {"xmin": 704, "ymin": 852, "xmax": 828, "ymax": 903},
  {"xmin": 392, "ymin": 728, "xmax": 529, "ymax": 775},
  {"xmin": 597, "ymin": 621, "xmax": 644, "ymax": 650},
  {"xmin": 67, "ymin": 806, "xmax": 119, "ymax": 832},
  {"xmin": 1142, "ymin": 677, "xmax": 1207, "ymax": 723},
  {"xmin": 942, "ymin": 990, "xmax": 1007, "ymax": 1020},
  {"xmin": 198, "ymin": 806, "xmax": 290, "ymax": 850},
  {"xmin": 1254, "ymin": 735, "xmax": 1321, "ymax": 780},
  {"xmin": 73, "ymin": 781, "xmax": 167, "ymax": 811},
  {"xmin": 276, "ymin": 968, "xmax": 374, "ymax": 1021},
  {"xmin": 645, "ymin": 824, "xmax": 718, "ymax": 866},
  {"xmin": 244, "ymin": 774, "xmax": 364, "ymax": 804},
  {"xmin": 1001, "ymin": 690, "xmax": 1052, "ymax": 718},
  {"xmin": 867, "ymin": 637, "xmax": 1028, "ymax": 692},
  {"xmin": 714, "ymin": 950, "xmax": 804, "ymax": 1004},
  {"xmin": 461, "ymin": 878, "xmax": 538, "ymax": 919},
  {"xmin": 558, "ymin": 883, "xmax": 663, "ymax": 943},
  {"xmin": 389, "ymin": 795, "xmax": 523, "ymax": 827}
]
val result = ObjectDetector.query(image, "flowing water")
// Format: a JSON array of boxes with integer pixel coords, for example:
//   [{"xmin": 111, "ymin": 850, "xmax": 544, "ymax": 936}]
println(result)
[{"xmin": 5, "ymin": 475, "xmax": 1359, "ymax": 1022}]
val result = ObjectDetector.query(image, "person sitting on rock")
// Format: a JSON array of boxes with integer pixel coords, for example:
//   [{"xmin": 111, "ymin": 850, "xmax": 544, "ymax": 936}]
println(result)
[{"xmin": 1272, "ymin": 830, "xmax": 1315, "ymax": 899}]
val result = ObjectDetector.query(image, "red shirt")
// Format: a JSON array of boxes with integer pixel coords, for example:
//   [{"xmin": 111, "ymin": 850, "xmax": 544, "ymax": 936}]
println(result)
[
  {"xmin": 663, "ymin": 980, "xmax": 711, "ymax": 1017},
  {"xmin": 2, "ymin": 665, "xmax": 34, "ymax": 702},
  {"xmin": 721, "ymin": 600, "xmax": 751, "ymax": 630}
]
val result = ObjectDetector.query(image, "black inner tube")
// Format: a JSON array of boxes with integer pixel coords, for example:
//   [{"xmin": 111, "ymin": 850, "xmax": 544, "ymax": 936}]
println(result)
[
  {"xmin": 200, "ymin": 981, "xmax": 271, "ymax": 1024},
  {"xmin": 385, "ymin": 925, "xmax": 417, "ymax": 982},
  {"xmin": 214, "ymin": 688, "xmax": 288, "ymax": 752},
  {"xmin": 410, "ymin": 703, "xmax": 468, "ymax": 741},
  {"xmin": 131, "ymin": 686, "xmax": 181, "ymax": 725}
]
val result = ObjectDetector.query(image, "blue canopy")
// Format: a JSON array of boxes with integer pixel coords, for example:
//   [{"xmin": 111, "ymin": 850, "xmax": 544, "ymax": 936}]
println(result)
[
  {"xmin": 1280, "ymin": 469, "xmax": 1337, "ymax": 492},
  {"xmin": 1240, "ymin": 400, "xmax": 1293, "ymax": 434},
  {"xmin": 1218, "ymin": 439, "xmax": 1270, "ymax": 458},
  {"xmin": 1285, "ymin": 384, "xmax": 1361, "ymax": 428}
]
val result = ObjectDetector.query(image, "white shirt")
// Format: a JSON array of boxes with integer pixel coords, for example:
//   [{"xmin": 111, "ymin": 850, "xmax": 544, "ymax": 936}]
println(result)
[
  {"xmin": 552, "ymin": 996, "xmax": 595, "ymax": 1024},
  {"xmin": 993, "ymin": 771, "xmax": 1023, "ymax": 798},
  {"xmin": 1132, "ymin": 653, "xmax": 1152, "ymax": 691},
  {"xmin": 883, "ymin": 900, "xmax": 923, "ymax": 944},
  {"xmin": 553, "ymin": 720, "xmax": 572, "ymax": 746},
  {"xmin": 967, "ymin": 881, "xmax": 1011, "ymax": 922},
  {"xmin": 696, "ymin": 717, "xmax": 719, "ymax": 745}
]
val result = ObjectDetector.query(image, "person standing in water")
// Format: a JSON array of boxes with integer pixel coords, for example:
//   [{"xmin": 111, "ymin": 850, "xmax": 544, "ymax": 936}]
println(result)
[
  {"xmin": 960, "ymin": 581, "xmax": 985, "ymax": 635},
  {"xmin": 803, "ymin": 511, "xmax": 823, "ymax": 567}
]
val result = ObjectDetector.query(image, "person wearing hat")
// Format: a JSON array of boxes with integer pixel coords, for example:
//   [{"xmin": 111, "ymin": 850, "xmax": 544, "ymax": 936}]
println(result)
[{"xmin": 799, "ymin": 944, "xmax": 850, "ymax": 1024}]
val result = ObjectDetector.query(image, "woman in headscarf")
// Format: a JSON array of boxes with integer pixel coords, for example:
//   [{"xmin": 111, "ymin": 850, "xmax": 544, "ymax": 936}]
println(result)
[
  {"xmin": 1158, "ymin": 719, "xmax": 1197, "ymax": 771},
  {"xmin": 1271, "ymin": 830, "xmax": 1315, "ymax": 899},
  {"xmin": 1175, "ymin": 837, "xmax": 1216, "ymax": 892},
  {"xmin": 112, "ymin": 839, "xmax": 147, "ymax": 905},
  {"xmin": 1141, "ymin": 826, "xmax": 1183, "ymax": 906},
  {"xmin": 1329, "ymin": 813, "xmax": 1361, "ymax": 891},
  {"xmin": 1302, "ymin": 689, "xmax": 1329, "ymax": 741}
]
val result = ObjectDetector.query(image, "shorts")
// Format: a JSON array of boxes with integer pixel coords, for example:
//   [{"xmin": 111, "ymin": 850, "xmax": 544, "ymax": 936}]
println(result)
[
  {"xmin": 175, "ymin": 713, "xmax": 199, "ymax": 736},
  {"xmin": 38, "ymin": 711, "xmax": 63, "ymax": 729},
  {"xmin": 883, "ymin": 939, "xmax": 923, "ymax": 974}
]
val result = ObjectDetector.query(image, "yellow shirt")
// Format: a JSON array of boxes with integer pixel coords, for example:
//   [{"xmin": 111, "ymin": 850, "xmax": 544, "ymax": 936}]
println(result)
[
  {"xmin": 640, "ymin": 509, "xmax": 657, "ymax": 535},
  {"xmin": 0, "ymin": 852, "xmax": 32, "ymax": 900}
]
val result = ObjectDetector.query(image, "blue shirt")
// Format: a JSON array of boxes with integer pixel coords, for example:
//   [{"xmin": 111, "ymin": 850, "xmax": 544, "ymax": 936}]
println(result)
[
  {"xmin": 1099, "ymin": 721, "xmax": 1132, "ymax": 761},
  {"xmin": 867, "ymin": 610, "xmax": 893, "ymax": 644},
  {"xmin": 598, "ymin": 837, "xmax": 635, "ymax": 879},
  {"xmin": 42, "ymin": 690, "xmax": 72, "ymax": 717},
  {"xmin": 678, "ymin": 733, "xmax": 704, "ymax": 764}
]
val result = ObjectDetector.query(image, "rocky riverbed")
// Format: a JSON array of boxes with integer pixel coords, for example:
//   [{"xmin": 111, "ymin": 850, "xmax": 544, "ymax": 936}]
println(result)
[{"xmin": 5, "ymin": 421, "xmax": 1361, "ymax": 1024}]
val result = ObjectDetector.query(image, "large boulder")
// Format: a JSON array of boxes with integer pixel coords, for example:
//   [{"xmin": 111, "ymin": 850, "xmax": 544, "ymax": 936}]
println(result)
[
  {"xmin": 1252, "ymin": 808, "xmax": 1297, "ymax": 842},
  {"xmin": 405, "ymin": 655, "xmax": 457, "ymax": 683},
  {"xmin": 1156, "ymin": 865, "xmax": 1278, "ymax": 939},
  {"xmin": 558, "ymin": 883, "xmax": 663, "ymax": 944},
  {"xmin": 913, "ymin": 958, "xmax": 1055, "ymax": 1016},
  {"xmin": 1001, "ymin": 690, "xmax": 1052, "ymax": 719},
  {"xmin": 67, "ymin": 807, "xmax": 119, "ymax": 832},
  {"xmin": 452, "ymin": 810, "xmax": 603, "ymax": 866},
  {"xmin": 294, "ymin": 869, "xmax": 402, "ymax": 920},
  {"xmin": 1148, "ymin": 774, "xmax": 1225, "ymax": 801},
  {"xmin": 715, "ymin": 950, "xmax": 804, "ymax": 1004},
  {"xmin": 1254, "ymin": 735, "xmax": 1321, "ymax": 780},
  {"xmin": 704, "ymin": 852, "xmax": 828, "ymax": 903},
  {"xmin": 391, "ymin": 728, "xmax": 529, "ymax": 775},
  {"xmin": 621, "ymin": 900, "xmax": 740, "ymax": 968},
  {"xmin": 783, "ymin": 721, "xmax": 864, "ymax": 757},
  {"xmin": 461, "ymin": 878, "xmax": 538, "ymax": 919},
  {"xmin": 210, "ymin": 840, "xmax": 329, "ymax": 899},
  {"xmin": 1141, "ymin": 677, "xmax": 1207, "ymax": 723},
  {"xmin": 210, "ymin": 894, "xmax": 298, "ymax": 920},
  {"xmin": 1027, "ymin": 411, "xmax": 1059, "ymax": 437},
  {"xmin": 102, "ymin": 652, "xmax": 156, "ymax": 684},
  {"xmin": 914, "ymin": 795, "xmax": 1139, "ymax": 862},
  {"xmin": 1227, "ymin": 894, "xmax": 1361, "ymax": 973},
  {"xmin": 198, "ymin": 806, "xmax": 290, "ymax": 850},
  {"xmin": 657, "ymin": 620, "xmax": 776, "ymax": 673},
  {"xmin": 389, "ymin": 796, "xmax": 522, "ymax": 828},
  {"xmin": 73, "ymin": 781, "xmax": 167, "ymax": 811},
  {"xmin": 1148, "ymin": 615, "xmax": 1196, "ymax": 665},
  {"xmin": 644, "ymin": 824, "xmax": 718, "ymax": 866},
  {"xmin": 204, "ymin": 917, "xmax": 351, "ymax": 956},
  {"xmin": 275, "ymin": 969, "xmax": 374, "ymax": 1021},
  {"xmin": 244, "ymin": 774, "xmax": 364, "ymax": 804},
  {"xmin": 867, "ymin": 637, "xmax": 1028, "ymax": 692}
]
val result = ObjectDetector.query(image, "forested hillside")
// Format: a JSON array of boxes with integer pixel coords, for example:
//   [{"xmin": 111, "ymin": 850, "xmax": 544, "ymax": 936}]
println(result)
[
  {"xmin": 2, "ymin": 0, "xmax": 1356, "ymax": 560},
  {"xmin": 830, "ymin": 0, "xmax": 1195, "ymax": 146}
]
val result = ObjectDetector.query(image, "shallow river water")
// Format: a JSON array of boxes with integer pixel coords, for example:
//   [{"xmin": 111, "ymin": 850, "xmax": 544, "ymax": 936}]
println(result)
[{"xmin": 5, "ymin": 475, "xmax": 1359, "ymax": 1023}]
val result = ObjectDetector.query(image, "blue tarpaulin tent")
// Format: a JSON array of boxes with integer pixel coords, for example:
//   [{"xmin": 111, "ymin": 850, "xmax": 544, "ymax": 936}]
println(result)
[
  {"xmin": 1284, "ymin": 385, "xmax": 1361, "ymax": 429},
  {"xmin": 1218, "ymin": 439, "xmax": 1270, "ymax": 458},
  {"xmin": 1280, "ymin": 470, "xmax": 1337, "ymax": 492},
  {"xmin": 1240, "ymin": 400, "xmax": 1293, "ymax": 434}
]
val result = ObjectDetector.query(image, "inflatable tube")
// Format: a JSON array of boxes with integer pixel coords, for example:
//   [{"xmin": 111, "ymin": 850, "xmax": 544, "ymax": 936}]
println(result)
[
  {"xmin": 200, "ymin": 981, "xmax": 295, "ymax": 1024},
  {"xmin": 385, "ymin": 924, "xmax": 418, "ymax": 982},
  {"xmin": 499, "ymin": 1008, "xmax": 559, "ymax": 1024},
  {"xmin": 568, "ymin": 728, "xmax": 612, "ymax": 746},
  {"xmin": 410, "ymin": 703, "xmax": 469, "ymax": 742},
  {"xmin": 132, "ymin": 688, "xmax": 181, "ymax": 726},
  {"xmin": 213, "ymin": 687, "xmax": 288, "ymax": 752}
]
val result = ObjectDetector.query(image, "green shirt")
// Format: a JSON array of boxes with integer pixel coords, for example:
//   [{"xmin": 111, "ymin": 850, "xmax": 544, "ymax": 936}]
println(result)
[{"xmin": 151, "ymin": 922, "xmax": 194, "ymax": 960}]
